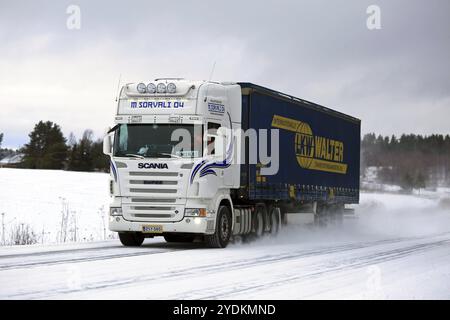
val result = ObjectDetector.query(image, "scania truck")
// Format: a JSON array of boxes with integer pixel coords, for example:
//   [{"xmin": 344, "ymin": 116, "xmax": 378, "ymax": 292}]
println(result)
[{"xmin": 104, "ymin": 79, "xmax": 360, "ymax": 248}]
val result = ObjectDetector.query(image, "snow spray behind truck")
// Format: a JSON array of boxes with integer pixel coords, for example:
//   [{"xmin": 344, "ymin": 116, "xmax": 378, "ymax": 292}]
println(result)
[{"xmin": 104, "ymin": 80, "xmax": 360, "ymax": 248}]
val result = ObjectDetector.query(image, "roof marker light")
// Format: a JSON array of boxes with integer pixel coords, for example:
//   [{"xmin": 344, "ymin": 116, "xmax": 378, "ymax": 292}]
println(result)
[
  {"xmin": 137, "ymin": 83, "xmax": 146, "ymax": 93},
  {"xmin": 147, "ymin": 83, "xmax": 156, "ymax": 94},
  {"xmin": 167, "ymin": 83, "xmax": 176, "ymax": 93},
  {"xmin": 157, "ymin": 83, "xmax": 166, "ymax": 93}
]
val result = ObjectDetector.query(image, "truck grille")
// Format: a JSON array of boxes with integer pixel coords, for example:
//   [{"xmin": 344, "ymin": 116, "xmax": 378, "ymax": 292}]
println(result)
[
  {"xmin": 131, "ymin": 198, "xmax": 176, "ymax": 203},
  {"xmin": 133, "ymin": 214, "xmax": 173, "ymax": 218},
  {"xmin": 132, "ymin": 206, "xmax": 175, "ymax": 211},
  {"xmin": 130, "ymin": 180, "xmax": 177, "ymax": 185},
  {"xmin": 122, "ymin": 170, "xmax": 185, "ymax": 222},
  {"xmin": 130, "ymin": 188, "xmax": 177, "ymax": 193},
  {"xmin": 123, "ymin": 202, "xmax": 183, "ymax": 222},
  {"xmin": 125, "ymin": 171, "xmax": 181, "ymax": 197},
  {"xmin": 129, "ymin": 172, "xmax": 178, "ymax": 177}
]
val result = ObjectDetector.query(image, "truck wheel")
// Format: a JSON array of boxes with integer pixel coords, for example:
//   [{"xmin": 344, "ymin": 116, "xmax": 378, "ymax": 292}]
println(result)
[
  {"xmin": 253, "ymin": 207, "xmax": 265, "ymax": 238},
  {"xmin": 118, "ymin": 232, "xmax": 144, "ymax": 246},
  {"xmin": 205, "ymin": 205, "xmax": 231, "ymax": 248},
  {"xmin": 164, "ymin": 234, "xmax": 195, "ymax": 243},
  {"xmin": 269, "ymin": 207, "xmax": 281, "ymax": 236}
]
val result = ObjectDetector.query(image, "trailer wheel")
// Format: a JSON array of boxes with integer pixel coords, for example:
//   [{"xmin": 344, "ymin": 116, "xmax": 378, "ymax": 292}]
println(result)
[
  {"xmin": 269, "ymin": 207, "xmax": 281, "ymax": 236},
  {"xmin": 118, "ymin": 232, "xmax": 144, "ymax": 247},
  {"xmin": 164, "ymin": 234, "xmax": 195, "ymax": 243},
  {"xmin": 331, "ymin": 204, "xmax": 344, "ymax": 226},
  {"xmin": 205, "ymin": 205, "xmax": 231, "ymax": 248},
  {"xmin": 314, "ymin": 203, "xmax": 328, "ymax": 227}
]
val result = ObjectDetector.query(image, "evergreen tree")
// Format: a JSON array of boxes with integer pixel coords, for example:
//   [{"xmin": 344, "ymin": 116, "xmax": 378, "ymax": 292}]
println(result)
[
  {"xmin": 67, "ymin": 130, "xmax": 91, "ymax": 171},
  {"xmin": 66, "ymin": 130, "xmax": 109, "ymax": 172},
  {"xmin": 401, "ymin": 173, "xmax": 415, "ymax": 192},
  {"xmin": 0, "ymin": 132, "xmax": 3, "ymax": 147},
  {"xmin": 67, "ymin": 142, "xmax": 81, "ymax": 171},
  {"xmin": 415, "ymin": 172, "xmax": 426, "ymax": 191},
  {"xmin": 78, "ymin": 129, "xmax": 94, "ymax": 171},
  {"xmin": 22, "ymin": 121, "xmax": 68, "ymax": 169}
]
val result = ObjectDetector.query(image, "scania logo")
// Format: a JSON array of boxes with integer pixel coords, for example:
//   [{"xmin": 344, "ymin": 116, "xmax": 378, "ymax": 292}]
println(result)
[{"xmin": 138, "ymin": 163, "xmax": 169, "ymax": 169}]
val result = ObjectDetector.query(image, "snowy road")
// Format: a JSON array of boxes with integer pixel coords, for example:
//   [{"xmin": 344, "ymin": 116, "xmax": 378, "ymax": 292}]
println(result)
[
  {"xmin": 1, "ymin": 170, "xmax": 450, "ymax": 299},
  {"xmin": 1, "ymin": 227, "xmax": 450, "ymax": 299}
]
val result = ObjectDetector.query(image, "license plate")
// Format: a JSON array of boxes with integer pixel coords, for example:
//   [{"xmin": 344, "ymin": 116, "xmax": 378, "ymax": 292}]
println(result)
[{"xmin": 142, "ymin": 224, "xmax": 163, "ymax": 233}]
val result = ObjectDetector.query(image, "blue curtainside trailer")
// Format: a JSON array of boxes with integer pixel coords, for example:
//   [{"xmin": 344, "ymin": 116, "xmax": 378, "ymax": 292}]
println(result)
[{"xmin": 237, "ymin": 83, "xmax": 360, "ymax": 205}]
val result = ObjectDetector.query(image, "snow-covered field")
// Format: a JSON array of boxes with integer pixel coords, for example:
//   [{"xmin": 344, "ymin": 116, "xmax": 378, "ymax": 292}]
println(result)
[
  {"xmin": 1, "ymin": 168, "xmax": 450, "ymax": 299},
  {"xmin": 0, "ymin": 168, "xmax": 113, "ymax": 244}
]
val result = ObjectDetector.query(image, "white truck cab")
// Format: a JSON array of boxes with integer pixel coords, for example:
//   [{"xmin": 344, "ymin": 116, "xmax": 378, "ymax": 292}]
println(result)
[{"xmin": 104, "ymin": 79, "xmax": 243, "ymax": 248}]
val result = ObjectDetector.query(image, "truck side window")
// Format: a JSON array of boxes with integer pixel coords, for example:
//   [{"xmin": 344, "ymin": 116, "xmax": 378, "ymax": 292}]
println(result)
[
  {"xmin": 207, "ymin": 122, "xmax": 221, "ymax": 155},
  {"xmin": 118, "ymin": 124, "xmax": 128, "ymax": 151}
]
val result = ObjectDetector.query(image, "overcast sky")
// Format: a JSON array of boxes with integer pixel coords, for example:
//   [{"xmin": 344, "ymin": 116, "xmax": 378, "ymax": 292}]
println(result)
[{"xmin": 0, "ymin": 0, "xmax": 449, "ymax": 148}]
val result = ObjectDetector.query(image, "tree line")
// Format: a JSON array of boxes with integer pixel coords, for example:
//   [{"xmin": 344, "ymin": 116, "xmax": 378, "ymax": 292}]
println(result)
[
  {"xmin": 18, "ymin": 120, "xmax": 109, "ymax": 172},
  {"xmin": 361, "ymin": 133, "xmax": 450, "ymax": 190}
]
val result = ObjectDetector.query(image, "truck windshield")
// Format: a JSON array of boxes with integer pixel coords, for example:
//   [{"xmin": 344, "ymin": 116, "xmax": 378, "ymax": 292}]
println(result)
[{"xmin": 113, "ymin": 124, "xmax": 203, "ymax": 158}]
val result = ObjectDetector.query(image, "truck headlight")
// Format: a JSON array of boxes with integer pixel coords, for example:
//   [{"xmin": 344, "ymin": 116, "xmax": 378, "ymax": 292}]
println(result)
[
  {"xmin": 184, "ymin": 208, "xmax": 207, "ymax": 217},
  {"xmin": 110, "ymin": 207, "xmax": 123, "ymax": 216}
]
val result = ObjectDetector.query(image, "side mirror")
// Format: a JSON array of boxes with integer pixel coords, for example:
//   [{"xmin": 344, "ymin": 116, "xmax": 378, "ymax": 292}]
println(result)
[{"xmin": 103, "ymin": 134, "xmax": 112, "ymax": 156}]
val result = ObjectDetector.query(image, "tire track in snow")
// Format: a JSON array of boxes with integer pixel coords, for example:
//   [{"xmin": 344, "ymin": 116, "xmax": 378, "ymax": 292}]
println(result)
[
  {"xmin": 0, "ymin": 235, "xmax": 423, "ymax": 271},
  {"xmin": 0, "ymin": 250, "xmax": 176, "ymax": 271},
  {"xmin": 175, "ymin": 237, "xmax": 450, "ymax": 299},
  {"xmin": 0, "ymin": 245, "xmax": 123, "ymax": 259},
  {"xmin": 5, "ymin": 233, "xmax": 447, "ymax": 299},
  {"xmin": 0, "ymin": 242, "xmax": 206, "ymax": 271}
]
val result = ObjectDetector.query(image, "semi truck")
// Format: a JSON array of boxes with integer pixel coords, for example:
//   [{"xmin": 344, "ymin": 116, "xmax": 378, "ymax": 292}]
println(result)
[{"xmin": 103, "ymin": 79, "xmax": 360, "ymax": 248}]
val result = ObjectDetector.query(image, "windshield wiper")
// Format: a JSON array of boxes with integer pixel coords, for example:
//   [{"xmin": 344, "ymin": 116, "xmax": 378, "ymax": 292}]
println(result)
[
  {"xmin": 123, "ymin": 153, "xmax": 145, "ymax": 159},
  {"xmin": 157, "ymin": 153, "xmax": 182, "ymax": 159},
  {"xmin": 146, "ymin": 152, "xmax": 181, "ymax": 159},
  {"xmin": 118, "ymin": 152, "xmax": 181, "ymax": 159}
]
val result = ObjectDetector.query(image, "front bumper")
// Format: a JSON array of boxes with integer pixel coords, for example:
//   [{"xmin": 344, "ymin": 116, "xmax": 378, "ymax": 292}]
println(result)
[{"xmin": 109, "ymin": 215, "xmax": 215, "ymax": 235}]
